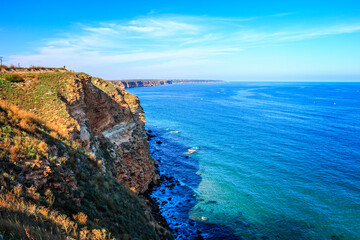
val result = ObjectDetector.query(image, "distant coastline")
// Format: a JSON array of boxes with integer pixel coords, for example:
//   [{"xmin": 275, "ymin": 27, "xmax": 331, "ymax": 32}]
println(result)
[{"xmin": 109, "ymin": 79, "xmax": 225, "ymax": 88}]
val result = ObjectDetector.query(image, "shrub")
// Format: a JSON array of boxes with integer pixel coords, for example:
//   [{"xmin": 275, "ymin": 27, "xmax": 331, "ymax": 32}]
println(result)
[
  {"xmin": 19, "ymin": 119, "xmax": 36, "ymax": 133},
  {"xmin": 4, "ymin": 74, "xmax": 24, "ymax": 83},
  {"xmin": 50, "ymin": 130, "xmax": 59, "ymax": 139},
  {"xmin": 45, "ymin": 189, "xmax": 55, "ymax": 207},
  {"xmin": 0, "ymin": 64, "xmax": 10, "ymax": 70},
  {"xmin": 73, "ymin": 212, "xmax": 87, "ymax": 225},
  {"xmin": 38, "ymin": 142, "xmax": 48, "ymax": 153},
  {"xmin": 26, "ymin": 185, "xmax": 37, "ymax": 196},
  {"xmin": 9, "ymin": 145, "xmax": 20, "ymax": 162}
]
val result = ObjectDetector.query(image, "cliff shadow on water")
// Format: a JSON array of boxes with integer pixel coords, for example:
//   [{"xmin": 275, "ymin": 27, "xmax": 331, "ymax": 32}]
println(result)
[{"xmin": 144, "ymin": 126, "xmax": 242, "ymax": 240}]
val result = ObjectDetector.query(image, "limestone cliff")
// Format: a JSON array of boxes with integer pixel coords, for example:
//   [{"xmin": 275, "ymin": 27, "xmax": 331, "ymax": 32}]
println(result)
[
  {"xmin": 110, "ymin": 79, "xmax": 225, "ymax": 89},
  {"xmin": 111, "ymin": 80, "xmax": 173, "ymax": 88},
  {"xmin": 60, "ymin": 74, "xmax": 158, "ymax": 193}
]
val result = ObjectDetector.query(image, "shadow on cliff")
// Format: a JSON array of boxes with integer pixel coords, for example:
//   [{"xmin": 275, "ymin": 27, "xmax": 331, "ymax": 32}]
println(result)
[{"xmin": 145, "ymin": 126, "xmax": 242, "ymax": 240}]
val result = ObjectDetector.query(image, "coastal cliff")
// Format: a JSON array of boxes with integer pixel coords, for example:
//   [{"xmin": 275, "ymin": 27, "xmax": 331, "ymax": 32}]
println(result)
[
  {"xmin": 0, "ymin": 70, "xmax": 173, "ymax": 239},
  {"xmin": 110, "ymin": 79, "xmax": 224, "ymax": 89}
]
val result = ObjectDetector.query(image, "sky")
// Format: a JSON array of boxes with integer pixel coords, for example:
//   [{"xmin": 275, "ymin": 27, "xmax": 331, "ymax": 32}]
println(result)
[{"xmin": 1, "ymin": 0, "xmax": 360, "ymax": 81}]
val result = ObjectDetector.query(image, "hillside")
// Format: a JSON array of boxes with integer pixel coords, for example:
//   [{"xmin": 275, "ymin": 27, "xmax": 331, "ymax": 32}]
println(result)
[{"xmin": 0, "ymin": 70, "xmax": 173, "ymax": 239}]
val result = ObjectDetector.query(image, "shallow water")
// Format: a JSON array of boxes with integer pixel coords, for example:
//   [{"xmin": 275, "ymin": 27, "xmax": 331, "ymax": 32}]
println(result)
[{"xmin": 128, "ymin": 82, "xmax": 360, "ymax": 240}]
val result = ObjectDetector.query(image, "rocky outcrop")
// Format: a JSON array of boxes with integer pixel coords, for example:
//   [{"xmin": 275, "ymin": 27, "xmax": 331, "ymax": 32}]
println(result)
[
  {"xmin": 110, "ymin": 79, "xmax": 225, "ymax": 89},
  {"xmin": 59, "ymin": 74, "xmax": 158, "ymax": 193}
]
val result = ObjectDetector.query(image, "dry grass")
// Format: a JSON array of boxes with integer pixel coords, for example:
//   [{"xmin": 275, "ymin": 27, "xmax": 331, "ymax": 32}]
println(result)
[
  {"xmin": 0, "ymin": 99, "xmax": 44, "ymax": 126},
  {"xmin": 73, "ymin": 212, "xmax": 88, "ymax": 225},
  {"xmin": 9, "ymin": 145, "xmax": 19, "ymax": 162},
  {"xmin": 19, "ymin": 119, "xmax": 36, "ymax": 133},
  {"xmin": 0, "ymin": 190, "xmax": 115, "ymax": 240},
  {"xmin": 38, "ymin": 141, "xmax": 48, "ymax": 153}
]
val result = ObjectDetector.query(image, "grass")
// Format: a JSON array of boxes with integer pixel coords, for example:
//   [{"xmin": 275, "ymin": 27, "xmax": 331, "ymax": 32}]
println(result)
[
  {"xmin": 0, "ymin": 72, "xmax": 80, "ymax": 136},
  {"xmin": 0, "ymin": 71, "xmax": 170, "ymax": 239},
  {"xmin": 0, "ymin": 65, "xmax": 66, "ymax": 71},
  {"xmin": 0, "ymin": 190, "xmax": 116, "ymax": 240},
  {"xmin": 3, "ymin": 74, "xmax": 24, "ymax": 83}
]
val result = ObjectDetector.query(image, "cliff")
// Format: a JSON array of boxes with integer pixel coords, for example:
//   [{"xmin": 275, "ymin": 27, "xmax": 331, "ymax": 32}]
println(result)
[
  {"xmin": 110, "ymin": 79, "xmax": 224, "ymax": 89},
  {"xmin": 111, "ymin": 80, "xmax": 173, "ymax": 88},
  {"xmin": 0, "ymin": 70, "xmax": 173, "ymax": 239}
]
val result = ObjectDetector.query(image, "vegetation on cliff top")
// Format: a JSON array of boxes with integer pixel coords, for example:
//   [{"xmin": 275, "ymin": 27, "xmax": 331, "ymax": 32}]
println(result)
[{"xmin": 0, "ymin": 72, "xmax": 171, "ymax": 239}]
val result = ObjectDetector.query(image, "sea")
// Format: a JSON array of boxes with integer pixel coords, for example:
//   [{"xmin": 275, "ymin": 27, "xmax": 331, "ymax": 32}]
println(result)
[{"xmin": 127, "ymin": 82, "xmax": 360, "ymax": 240}]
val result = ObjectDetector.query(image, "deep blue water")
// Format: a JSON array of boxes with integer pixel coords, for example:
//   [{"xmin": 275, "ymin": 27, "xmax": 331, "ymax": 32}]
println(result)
[{"xmin": 128, "ymin": 82, "xmax": 360, "ymax": 240}]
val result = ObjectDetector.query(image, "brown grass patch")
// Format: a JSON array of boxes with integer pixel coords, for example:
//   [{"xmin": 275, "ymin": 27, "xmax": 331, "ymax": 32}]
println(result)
[
  {"xmin": 9, "ymin": 145, "xmax": 20, "ymax": 162},
  {"xmin": 38, "ymin": 142, "xmax": 48, "ymax": 153},
  {"xmin": 19, "ymin": 119, "xmax": 36, "ymax": 133}
]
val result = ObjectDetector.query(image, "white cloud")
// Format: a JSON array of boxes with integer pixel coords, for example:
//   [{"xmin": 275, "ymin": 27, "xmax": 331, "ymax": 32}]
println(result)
[
  {"xmin": 83, "ymin": 27, "xmax": 118, "ymax": 34},
  {"xmin": 7, "ymin": 14, "xmax": 360, "ymax": 79},
  {"xmin": 278, "ymin": 25, "xmax": 360, "ymax": 41}
]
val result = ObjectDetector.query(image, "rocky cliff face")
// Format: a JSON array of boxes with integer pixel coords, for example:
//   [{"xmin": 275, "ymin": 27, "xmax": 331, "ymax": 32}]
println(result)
[
  {"xmin": 111, "ymin": 80, "xmax": 173, "ymax": 88},
  {"xmin": 111, "ymin": 79, "xmax": 225, "ymax": 89},
  {"xmin": 60, "ymin": 74, "xmax": 158, "ymax": 193}
]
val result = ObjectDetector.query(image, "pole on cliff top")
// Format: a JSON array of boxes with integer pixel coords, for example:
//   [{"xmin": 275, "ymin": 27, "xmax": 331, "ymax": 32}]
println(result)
[{"xmin": 0, "ymin": 56, "xmax": 2, "ymax": 66}]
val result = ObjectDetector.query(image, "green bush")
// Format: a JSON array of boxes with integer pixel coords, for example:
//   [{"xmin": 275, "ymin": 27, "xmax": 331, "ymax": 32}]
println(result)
[{"xmin": 5, "ymin": 74, "xmax": 24, "ymax": 83}]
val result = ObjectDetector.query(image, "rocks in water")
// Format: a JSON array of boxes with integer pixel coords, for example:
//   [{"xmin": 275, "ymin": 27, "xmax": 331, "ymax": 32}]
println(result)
[
  {"xmin": 170, "ymin": 130, "xmax": 179, "ymax": 133},
  {"xmin": 156, "ymin": 141, "xmax": 163, "ymax": 144},
  {"xmin": 187, "ymin": 149, "xmax": 196, "ymax": 154},
  {"xmin": 147, "ymin": 133, "xmax": 156, "ymax": 140},
  {"xmin": 194, "ymin": 235, "xmax": 205, "ymax": 240}
]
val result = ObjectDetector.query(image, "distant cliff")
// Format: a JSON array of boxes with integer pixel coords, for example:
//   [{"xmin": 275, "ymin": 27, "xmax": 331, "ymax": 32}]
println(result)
[
  {"xmin": 110, "ymin": 79, "xmax": 225, "ymax": 88},
  {"xmin": 0, "ymin": 70, "xmax": 173, "ymax": 239}
]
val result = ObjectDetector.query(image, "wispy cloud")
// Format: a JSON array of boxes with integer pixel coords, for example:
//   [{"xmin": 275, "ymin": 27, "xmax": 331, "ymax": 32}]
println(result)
[
  {"xmin": 278, "ymin": 24, "xmax": 360, "ymax": 41},
  {"xmin": 271, "ymin": 12, "xmax": 294, "ymax": 17},
  {"xmin": 7, "ymin": 14, "xmax": 360, "ymax": 79}
]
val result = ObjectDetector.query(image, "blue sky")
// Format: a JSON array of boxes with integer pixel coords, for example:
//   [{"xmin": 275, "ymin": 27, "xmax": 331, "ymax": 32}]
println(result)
[{"xmin": 1, "ymin": 0, "xmax": 360, "ymax": 81}]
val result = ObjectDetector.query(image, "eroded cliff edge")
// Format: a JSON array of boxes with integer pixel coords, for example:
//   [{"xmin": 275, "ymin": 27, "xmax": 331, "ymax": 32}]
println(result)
[{"xmin": 0, "ymin": 70, "xmax": 172, "ymax": 239}]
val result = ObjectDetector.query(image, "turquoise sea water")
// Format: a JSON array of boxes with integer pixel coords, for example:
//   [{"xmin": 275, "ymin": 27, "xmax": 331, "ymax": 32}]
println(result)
[{"xmin": 128, "ymin": 82, "xmax": 360, "ymax": 240}]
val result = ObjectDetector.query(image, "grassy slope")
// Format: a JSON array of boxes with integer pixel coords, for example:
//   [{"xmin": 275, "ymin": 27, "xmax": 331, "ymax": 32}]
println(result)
[{"xmin": 0, "ymin": 72, "xmax": 166, "ymax": 240}]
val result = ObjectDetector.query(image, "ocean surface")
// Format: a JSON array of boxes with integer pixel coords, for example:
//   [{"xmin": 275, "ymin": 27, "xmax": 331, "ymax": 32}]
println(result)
[{"xmin": 128, "ymin": 82, "xmax": 360, "ymax": 240}]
